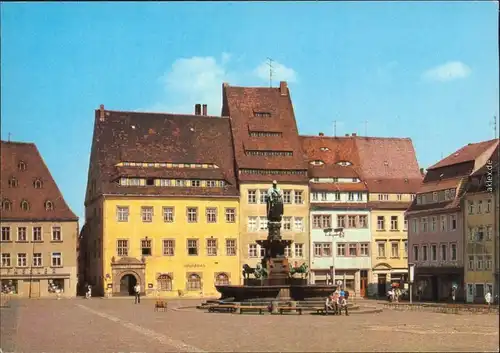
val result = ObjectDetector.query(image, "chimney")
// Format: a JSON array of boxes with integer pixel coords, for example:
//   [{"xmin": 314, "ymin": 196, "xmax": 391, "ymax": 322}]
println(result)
[
  {"xmin": 99, "ymin": 104, "xmax": 105, "ymax": 121},
  {"xmin": 352, "ymin": 133, "xmax": 357, "ymax": 137},
  {"xmin": 345, "ymin": 134, "xmax": 349, "ymax": 137},
  {"xmin": 420, "ymin": 168, "xmax": 425, "ymax": 176},
  {"xmin": 194, "ymin": 104, "xmax": 201, "ymax": 115},
  {"xmin": 280, "ymin": 81, "xmax": 287, "ymax": 96},
  {"xmin": 202, "ymin": 104, "xmax": 207, "ymax": 116},
  {"xmin": 318, "ymin": 132, "xmax": 324, "ymax": 136}
]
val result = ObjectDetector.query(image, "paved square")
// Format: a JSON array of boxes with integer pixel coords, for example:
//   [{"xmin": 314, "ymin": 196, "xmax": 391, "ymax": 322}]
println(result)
[{"xmin": 1, "ymin": 298, "xmax": 498, "ymax": 352}]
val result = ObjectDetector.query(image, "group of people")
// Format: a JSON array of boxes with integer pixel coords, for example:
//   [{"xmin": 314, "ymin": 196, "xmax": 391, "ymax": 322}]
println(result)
[
  {"xmin": 324, "ymin": 289, "xmax": 350, "ymax": 315},
  {"xmin": 387, "ymin": 287, "xmax": 402, "ymax": 302}
]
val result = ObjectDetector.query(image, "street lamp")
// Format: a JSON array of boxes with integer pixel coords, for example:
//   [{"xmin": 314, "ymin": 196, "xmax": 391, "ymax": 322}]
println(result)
[{"xmin": 324, "ymin": 227, "xmax": 345, "ymax": 286}]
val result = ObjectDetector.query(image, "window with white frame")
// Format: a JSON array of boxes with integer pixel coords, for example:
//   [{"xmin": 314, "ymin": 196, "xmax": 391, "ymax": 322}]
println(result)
[
  {"xmin": 391, "ymin": 242, "xmax": 399, "ymax": 258},
  {"xmin": 314, "ymin": 242, "xmax": 332, "ymax": 257},
  {"xmin": 357, "ymin": 192, "xmax": 363, "ymax": 201},
  {"xmin": 247, "ymin": 216, "xmax": 258, "ymax": 232},
  {"xmin": 247, "ymin": 190, "xmax": 257, "ymax": 204},
  {"xmin": 259, "ymin": 217, "xmax": 268, "ymax": 231},
  {"xmin": 294, "ymin": 190, "xmax": 303, "ymax": 204},
  {"xmin": 337, "ymin": 243, "xmax": 346, "ymax": 256},
  {"xmin": 377, "ymin": 242, "xmax": 386, "ymax": 257},
  {"xmin": 468, "ymin": 255, "xmax": 474, "ymax": 270},
  {"xmin": 52, "ymin": 226, "xmax": 62, "ymax": 241},
  {"xmin": 334, "ymin": 192, "xmax": 341, "ymax": 201},
  {"xmin": 33, "ymin": 227, "xmax": 42, "ymax": 241},
  {"xmin": 284, "ymin": 245, "xmax": 292, "ymax": 257},
  {"xmin": 486, "ymin": 199, "xmax": 492, "ymax": 213},
  {"xmin": 321, "ymin": 192, "xmax": 328, "ymax": 201},
  {"xmin": 141, "ymin": 239, "xmax": 152, "ymax": 256},
  {"xmin": 358, "ymin": 215, "xmax": 368, "ymax": 228},
  {"xmin": 421, "ymin": 217, "xmax": 428, "ymax": 232},
  {"xmin": 486, "ymin": 225, "xmax": 493, "ymax": 240},
  {"xmin": 33, "ymin": 253, "xmax": 42, "ymax": 267},
  {"xmin": 206, "ymin": 208, "xmax": 217, "ymax": 223},
  {"xmin": 225, "ymin": 208, "xmax": 236, "ymax": 223},
  {"xmin": 431, "ymin": 244, "xmax": 437, "ymax": 261},
  {"xmin": 348, "ymin": 192, "xmax": 355, "ymax": 201},
  {"xmin": 430, "ymin": 216, "xmax": 437, "ymax": 232},
  {"xmin": 348, "ymin": 215, "xmax": 356, "ymax": 228},
  {"xmin": 206, "ymin": 239, "xmax": 217, "ymax": 256},
  {"xmin": 440, "ymin": 215, "xmax": 447, "ymax": 232},
  {"xmin": 17, "ymin": 253, "xmax": 27, "ymax": 267},
  {"xmin": 163, "ymin": 207, "xmax": 174, "ymax": 222},
  {"xmin": 1, "ymin": 253, "xmax": 11, "ymax": 267},
  {"xmin": 51, "ymin": 252, "xmax": 62, "ymax": 267},
  {"xmin": 141, "ymin": 206, "xmax": 154, "ymax": 222},
  {"xmin": 440, "ymin": 244, "xmax": 447, "ymax": 261},
  {"xmin": 432, "ymin": 192, "xmax": 437, "ymax": 202},
  {"xmin": 1, "ymin": 227, "xmax": 11, "ymax": 242},
  {"xmin": 337, "ymin": 215, "xmax": 345, "ymax": 228},
  {"xmin": 413, "ymin": 245, "xmax": 419, "ymax": 261},
  {"xmin": 259, "ymin": 246, "xmax": 266, "ymax": 258},
  {"xmin": 403, "ymin": 219, "xmax": 408, "ymax": 231},
  {"xmin": 17, "ymin": 227, "xmax": 27, "ymax": 242},
  {"xmin": 449, "ymin": 214, "xmax": 457, "ymax": 230},
  {"xmin": 282, "ymin": 217, "xmax": 292, "ymax": 231},
  {"xmin": 377, "ymin": 216, "xmax": 385, "ymax": 230},
  {"xmin": 467, "ymin": 283, "xmax": 474, "ymax": 296},
  {"xmin": 294, "ymin": 217, "xmax": 304, "ymax": 232},
  {"xmin": 468, "ymin": 227, "xmax": 475, "ymax": 241},
  {"xmin": 187, "ymin": 239, "xmax": 198, "ymax": 256},
  {"xmin": 312, "ymin": 192, "xmax": 318, "ymax": 201},
  {"xmin": 468, "ymin": 200, "xmax": 475, "ymax": 215},
  {"xmin": 397, "ymin": 194, "xmax": 402, "ymax": 201},
  {"xmin": 360, "ymin": 243, "xmax": 369, "ymax": 256},
  {"xmin": 162, "ymin": 239, "xmax": 175, "ymax": 256},
  {"xmin": 259, "ymin": 190, "xmax": 267, "ymax": 204},
  {"xmin": 117, "ymin": 206, "xmax": 129, "ymax": 222},
  {"xmin": 117, "ymin": 239, "xmax": 129, "ymax": 256},
  {"xmin": 450, "ymin": 243, "xmax": 457, "ymax": 261},
  {"xmin": 294, "ymin": 243, "xmax": 304, "ymax": 258},
  {"xmin": 283, "ymin": 190, "xmax": 292, "ymax": 204},
  {"xmin": 390, "ymin": 216, "xmax": 398, "ymax": 230},
  {"xmin": 477, "ymin": 200, "xmax": 483, "ymax": 214},
  {"xmin": 411, "ymin": 219, "xmax": 418, "ymax": 233},
  {"xmin": 225, "ymin": 239, "xmax": 237, "ymax": 256},
  {"xmin": 403, "ymin": 241, "xmax": 408, "ymax": 257},
  {"xmin": 485, "ymin": 255, "xmax": 492, "ymax": 270},
  {"xmin": 187, "ymin": 207, "xmax": 198, "ymax": 223},
  {"xmin": 348, "ymin": 243, "xmax": 357, "ymax": 256},
  {"xmin": 248, "ymin": 244, "xmax": 258, "ymax": 258},
  {"xmin": 476, "ymin": 255, "xmax": 483, "ymax": 270}
]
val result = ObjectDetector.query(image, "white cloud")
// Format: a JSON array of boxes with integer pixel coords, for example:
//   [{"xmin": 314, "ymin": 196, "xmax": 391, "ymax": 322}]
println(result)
[
  {"xmin": 422, "ymin": 61, "xmax": 471, "ymax": 82},
  {"xmin": 254, "ymin": 60, "xmax": 297, "ymax": 83}
]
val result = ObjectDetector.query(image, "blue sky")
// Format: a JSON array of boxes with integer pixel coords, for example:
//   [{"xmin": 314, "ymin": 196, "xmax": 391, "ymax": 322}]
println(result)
[{"xmin": 1, "ymin": 2, "xmax": 498, "ymax": 223}]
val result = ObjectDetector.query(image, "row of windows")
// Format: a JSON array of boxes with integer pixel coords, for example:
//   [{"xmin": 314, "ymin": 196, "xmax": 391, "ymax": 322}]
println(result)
[
  {"xmin": 312, "ymin": 214, "xmax": 369, "ymax": 229},
  {"xmin": 118, "ymin": 178, "xmax": 226, "ymax": 188},
  {"xmin": 376, "ymin": 216, "xmax": 408, "ymax": 231},
  {"xmin": 117, "ymin": 238, "xmax": 237, "ymax": 257},
  {"xmin": 1, "ymin": 252, "xmax": 63, "ymax": 268},
  {"xmin": 1, "ymin": 199, "xmax": 55, "ymax": 212},
  {"xmin": 247, "ymin": 189, "xmax": 304, "ymax": 204},
  {"xmin": 154, "ymin": 273, "xmax": 231, "ymax": 291},
  {"xmin": 313, "ymin": 242, "xmax": 371, "ymax": 257},
  {"xmin": 247, "ymin": 216, "xmax": 304, "ymax": 232},
  {"xmin": 416, "ymin": 189, "xmax": 456, "ymax": 205},
  {"xmin": 248, "ymin": 131, "xmax": 282, "ymax": 137},
  {"xmin": 467, "ymin": 255, "xmax": 494, "ymax": 271},
  {"xmin": 376, "ymin": 240, "xmax": 408, "ymax": 258},
  {"xmin": 116, "ymin": 206, "xmax": 236, "ymax": 223},
  {"xmin": 7, "ymin": 177, "xmax": 44, "ymax": 189},
  {"xmin": 410, "ymin": 214, "xmax": 457, "ymax": 233},
  {"xmin": 311, "ymin": 192, "xmax": 365, "ymax": 202},
  {"xmin": 412, "ymin": 243, "xmax": 458, "ymax": 262},
  {"xmin": 1, "ymin": 226, "xmax": 62, "ymax": 242},
  {"xmin": 239, "ymin": 169, "xmax": 307, "ymax": 176},
  {"xmin": 248, "ymin": 243, "xmax": 305, "ymax": 258},
  {"xmin": 245, "ymin": 150, "xmax": 293, "ymax": 157},
  {"xmin": 467, "ymin": 226, "xmax": 494, "ymax": 242},
  {"xmin": 467, "ymin": 199, "xmax": 493, "ymax": 215},
  {"xmin": 118, "ymin": 161, "xmax": 219, "ymax": 169}
]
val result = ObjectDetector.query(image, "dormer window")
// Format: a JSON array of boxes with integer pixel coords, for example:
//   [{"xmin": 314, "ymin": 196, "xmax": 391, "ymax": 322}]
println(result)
[
  {"xmin": 8, "ymin": 177, "xmax": 18, "ymax": 188},
  {"xmin": 34, "ymin": 179, "xmax": 43, "ymax": 189},
  {"xmin": 45, "ymin": 200, "xmax": 54, "ymax": 211},
  {"xmin": 254, "ymin": 112, "xmax": 271, "ymax": 118},
  {"xmin": 20, "ymin": 200, "xmax": 30, "ymax": 211},
  {"xmin": 319, "ymin": 147, "xmax": 330, "ymax": 151},
  {"xmin": 18, "ymin": 161, "xmax": 26, "ymax": 171},
  {"xmin": 310, "ymin": 160, "xmax": 325, "ymax": 166},
  {"xmin": 1, "ymin": 199, "xmax": 12, "ymax": 211},
  {"xmin": 337, "ymin": 161, "xmax": 352, "ymax": 167}
]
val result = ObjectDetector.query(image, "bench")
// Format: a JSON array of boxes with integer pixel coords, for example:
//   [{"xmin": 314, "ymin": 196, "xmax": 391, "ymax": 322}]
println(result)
[
  {"xmin": 240, "ymin": 306, "xmax": 268, "ymax": 315},
  {"xmin": 154, "ymin": 300, "xmax": 167, "ymax": 312},
  {"xmin": 278, "ymin": 307, "xmax": 303, "ymax": 315},
  {"xmin": 208, "ymin": 305, "xmax": 236, "ymax": 313}
]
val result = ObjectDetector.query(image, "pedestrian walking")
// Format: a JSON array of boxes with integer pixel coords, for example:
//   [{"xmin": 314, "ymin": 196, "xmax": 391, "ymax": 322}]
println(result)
[
  {"xmin": 485, "ymin": 291, "xmax": 492, "ymax": 308},
  {"xmin": 134, "ymin": 283, "xmax": 141, "ymax": 304}
]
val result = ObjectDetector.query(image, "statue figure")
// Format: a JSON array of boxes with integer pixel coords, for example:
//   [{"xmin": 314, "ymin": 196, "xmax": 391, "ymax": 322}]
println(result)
[{"xmin": 266, "ymin": 180, "xmax": 284, "ymax": 223}]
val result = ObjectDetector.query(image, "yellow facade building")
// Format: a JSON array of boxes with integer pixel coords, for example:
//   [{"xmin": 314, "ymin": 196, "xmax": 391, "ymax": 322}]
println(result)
[
  {"xmin": 82, "ymin": 105, "xmax": 240, "ymax": 297},
  {"xmin": 222, "ymin": 82, "xmax": 310, "ymax": 271}
]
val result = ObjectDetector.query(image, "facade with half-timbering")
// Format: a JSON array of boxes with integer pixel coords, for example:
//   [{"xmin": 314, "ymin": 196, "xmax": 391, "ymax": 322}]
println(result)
[
  {"xmin": 81, "ymin": 104, "xmax": 241, "ymax": 298},
  {"xmin": 0, "ymin": 140, "xmax": 79, "ymax": 297},
  {"xmin": 222, "ymin": 82, "xmax": 310, "ymax": 272}
]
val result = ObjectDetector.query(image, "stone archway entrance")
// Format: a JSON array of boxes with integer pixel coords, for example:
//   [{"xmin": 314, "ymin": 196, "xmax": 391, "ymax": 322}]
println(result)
[
  {"xmin": 110, "ymin": 256, "xmax": 146, "ymax": 296},
  {"xmin": 120, "ymin": 274, "xmax": 137, "ymax": 295}
]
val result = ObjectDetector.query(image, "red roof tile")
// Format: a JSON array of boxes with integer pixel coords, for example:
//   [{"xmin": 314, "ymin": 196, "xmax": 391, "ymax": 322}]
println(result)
[
  {"xmin": 417, "ymin": 177, "xmax": 462, "ymax": 193},
  {"xmin": 0, "ymin": 141, "xmax": 78, "ymax": 221},
  {"xmin": 364, "ymin": 178, "xmax": 422, "ymax": 193},
  {"xmin": 223, "ymin": 83, "xmax": 308, "ymax": 182},
  {"xmin": 311, "ymin": 183, "xmax": 367, "ymax": 192},
  {"xmin": 86, "ymin": 109, "xmax": 239, "ymax": 201},
  {"xmin": 428, "ymin": 139, "xmax": 499, "ymax": 170}
]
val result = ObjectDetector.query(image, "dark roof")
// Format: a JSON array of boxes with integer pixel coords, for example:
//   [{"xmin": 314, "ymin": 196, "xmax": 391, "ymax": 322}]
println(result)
[
  {"xmin": 86, "ymin": 108, "xmax": 239, "ymax": 201},
  {"xmin": 428, "ymin": 139, "xmax": 499, "ymax": 170},
  {"xmin": 301, "ymin": 135, "xmax": 422, "ymax": 193},
  {"xmin": 0, "ymin": 141, "xmax": 78, "ymax": 221},
  {"xmin": 222, "ymin": 82, "xmax": 308, "ymax": 183}
]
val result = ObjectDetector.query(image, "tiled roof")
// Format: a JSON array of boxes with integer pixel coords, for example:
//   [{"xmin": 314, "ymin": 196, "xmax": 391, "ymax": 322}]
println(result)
[
  {"xmin": 471, "ymin": 145, "xmax": 499, "ymax": 176},
  {"xmin": 310, "ymin": 183, "xmax": 367, "ymax": 192},
  {"xmin": 364, "ymin": 178, "xmax": 422, "ymax": 193},
  {"xmin": 0, "ymin": 141, "xmax": 78, "ymax": 221},
  {"xmin": 223, "ymin": 82, "xmax": 308, "ymax": 182},
  {"xmin": 87, "ymin": 108, "xmax": 239, "ymax": 200},
  {"xmin": 428, "ymin": 139, "xmax": 499, "ymax": 170},
  {"xmin": 367, "ymin": 201, "xmax": 412, "ymax": 210},
  {"xmin": 417, "ymin": 177, "xmax": 462, "ymax": 193}
]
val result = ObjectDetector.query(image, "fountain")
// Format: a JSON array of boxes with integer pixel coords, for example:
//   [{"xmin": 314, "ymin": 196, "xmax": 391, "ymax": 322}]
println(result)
[{"xmin": 213, "ymin": 180, "xmax": 336, "ymax": 303}]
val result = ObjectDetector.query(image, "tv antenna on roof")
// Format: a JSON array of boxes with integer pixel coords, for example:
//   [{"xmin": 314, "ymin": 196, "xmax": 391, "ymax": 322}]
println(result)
[
  {"xmin": 490, "ymin": 115, "xmax": 498, "ymax": 139},
  {"xmin": 362, "ymin": 120, "xmax": 368, "ymax": 136},
  {"xmin": 266, "ymin": 57, "xmax": 274, "ymax": 88},
  {"xmin": 8, "ymin": 132, "xmax": 11, "ymax": 142}
]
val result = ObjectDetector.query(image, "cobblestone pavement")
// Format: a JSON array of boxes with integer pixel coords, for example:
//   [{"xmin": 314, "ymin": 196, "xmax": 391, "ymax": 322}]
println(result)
[{"xmin": 1, "ymin": 298, "xmax": 498, "ymax": 352}]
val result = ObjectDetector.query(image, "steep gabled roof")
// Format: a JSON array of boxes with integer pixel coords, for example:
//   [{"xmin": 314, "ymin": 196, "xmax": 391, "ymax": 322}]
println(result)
[
  {"xmin": 87, "ymin": 108, "xmax": 239, "ymax": 198},
  {"xmin": 222, "ymin": 82, "xmax": 308, "ymax": 183},
  {"xmin": 0, "ymin": 140, "xmax": 78, "ymax": 221},
  {"xmin": 428, "ymin": 139, "xmax": 499, "ymax": 170}
]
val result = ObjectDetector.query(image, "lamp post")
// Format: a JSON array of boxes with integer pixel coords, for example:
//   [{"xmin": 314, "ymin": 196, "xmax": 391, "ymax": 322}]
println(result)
[{"xmin": 324, "ymin": 227, "xmax": 345, "ymax": 287}]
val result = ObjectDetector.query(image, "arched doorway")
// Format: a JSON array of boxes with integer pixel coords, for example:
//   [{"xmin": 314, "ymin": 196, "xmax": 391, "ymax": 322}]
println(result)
[{"xmin": 119, "ymin": 274, "xmax": 137, "ymax": 296}]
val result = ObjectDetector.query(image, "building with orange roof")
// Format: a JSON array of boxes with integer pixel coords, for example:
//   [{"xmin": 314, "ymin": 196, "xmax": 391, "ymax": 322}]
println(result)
[
  {"xmin": 1, "ymin": 140, "xmax": 79, "ymax": 297},
  {"xmin": 222, "ymin": 81, "xmax": 310, "ymax": 272},
  {"xmin": 406, "ymin": 138, "xmax": 498, "ymax": 302}
]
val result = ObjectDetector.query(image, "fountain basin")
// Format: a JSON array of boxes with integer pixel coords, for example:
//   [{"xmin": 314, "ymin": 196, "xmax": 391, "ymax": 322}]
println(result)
[{"xmin": 215, "ymin": 283, "xmax": 336, "ymax": 302}]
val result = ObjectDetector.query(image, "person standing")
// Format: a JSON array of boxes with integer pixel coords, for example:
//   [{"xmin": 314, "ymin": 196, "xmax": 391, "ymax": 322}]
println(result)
[
  {"xmin": 134, "ymin": 283, "xmax": 141, "ymax": 304},
  {"xmin": 485, "ymin": 291, "xmax": 492, "ymax": 308}
]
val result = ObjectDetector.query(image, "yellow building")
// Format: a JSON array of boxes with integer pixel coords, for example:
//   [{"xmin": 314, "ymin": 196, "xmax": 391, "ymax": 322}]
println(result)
[
  {"xmin": 464, "ymin": 160, "xmax": 497, "ymax": 303},
  {"xmin": 82, "ymin": 105, "xmax": 240, "ymax": 297},
  {"xmin": 222, "ymin": 82, "xmax": 310, "ymax": 271}
]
